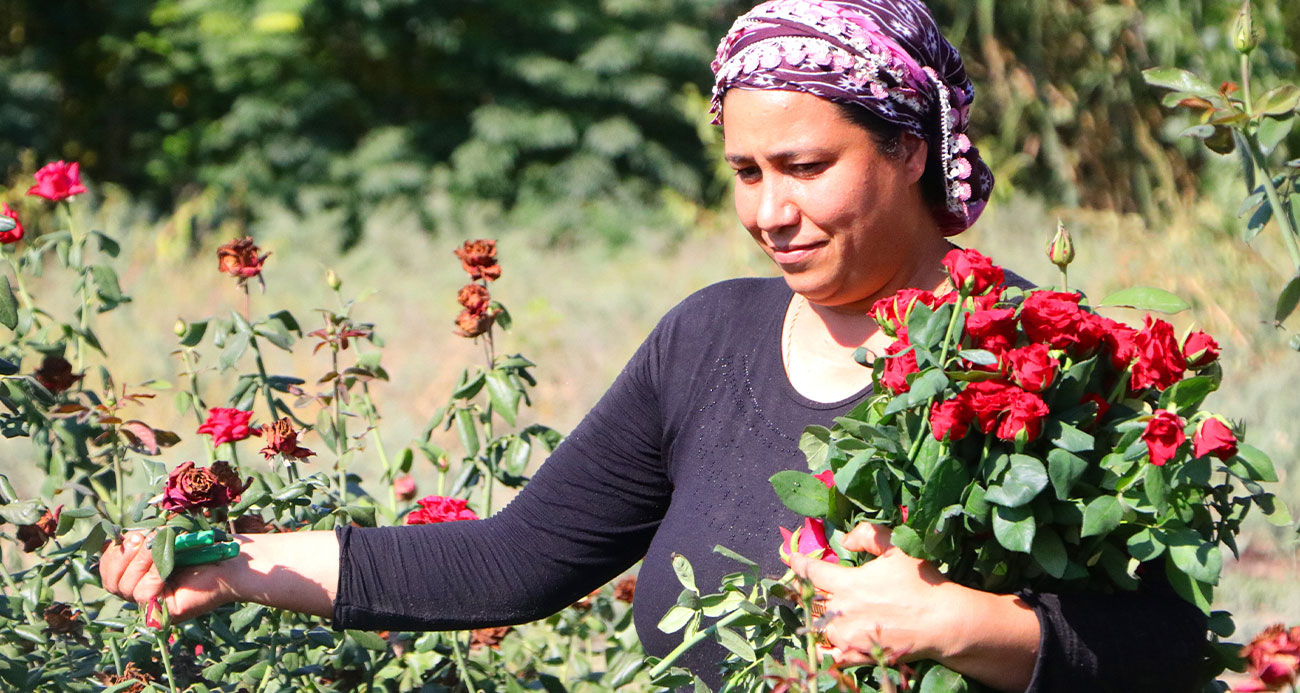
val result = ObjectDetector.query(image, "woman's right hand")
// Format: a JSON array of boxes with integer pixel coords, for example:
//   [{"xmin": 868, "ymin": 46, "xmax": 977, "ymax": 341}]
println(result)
[{"xmin": 99, "ymin": 530, "xmax": 240, "ymax": 623}]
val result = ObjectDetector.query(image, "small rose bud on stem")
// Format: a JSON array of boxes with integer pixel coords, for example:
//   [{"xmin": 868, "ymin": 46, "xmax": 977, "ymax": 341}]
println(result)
[
  {"xmin": 327, "ymin": 268, "xmax": 342, "ymax": 291},
  {"xmin": 1047, "ymin": 219, "xmax": 1074, "ymax": 290},
  {"xmin": 1232, "ymin": 0, "xmax": 1258, "ymax": 56}
]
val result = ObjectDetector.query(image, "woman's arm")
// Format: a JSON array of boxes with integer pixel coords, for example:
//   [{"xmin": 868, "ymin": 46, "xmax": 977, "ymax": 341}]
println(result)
[{"xmin": 100, "ymin": 530, "xmax": 339, "ymax": 622}]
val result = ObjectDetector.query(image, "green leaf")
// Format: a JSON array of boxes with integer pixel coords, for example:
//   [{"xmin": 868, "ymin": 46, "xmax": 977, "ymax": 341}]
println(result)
[
  {"xmin": 454, "ymin": 408, "xmax": 480, "ymax": 459},
  {"xmin": 1258, "ymin": 85, "xmax": 1300, "ymax": 115},
  {"xmin": 984, "ymin": 455, "xmax": 1048, "ymax": 508},
  {"xmin": 153, "ymin": 526, "xmax": 177, "ymax": 581},
  {"xmin": 486, "ymin": 370, "xmax": 521, "ymax": 426},
  {"xmin": 1276, "ymin": 274, "xmax": 1300, "ymax": 324},
  {"xmin": 715, "ymin": 626, "xmax": 756, "ymax": 661},
  {"xmin": 1127, "ymin": 527, "xmax": 1166, "ymax": 562},
  {"xmin": 347, "ymin": 629, "xmax": 390, "ymax": 651},
  {"xmin": 890, "ymin": 523, "xmax": 925, "ymax": 558},
  {"xmin": 769, "ymin": 470, "xmax": 831, "ymax": 518},
  {"xmin": 671, "ymin": 553, "xmax": 698, "ymax": 594},
  {"xmin": 1166, "ymin": 528, "xmax": 1221, "ymax": 585},
  {"xmin": 219, "ymin": 331, "xmax": 250, "ymax": 371},
  {"xmin": 1258, "ymin": 115, "xmax": 1295, "ymax": 155},
  {"xmin": 179, "ymin": 319, "xmax": 209, "ymax": 347},
  {"xmin": 1031, "ymin": 526, "xmax": 1068, "ymax": 579},
  {"xmin": 1142, "ymin": 67, "xmax": 1219, "ymax": 98},
  {"xmin": 92, "ymin": 230, "xmax": 120, "ymax": 257},
  {"xmin": 266, "ymin": 309, "xmax": 301, "ymax": 335},
  {"xmin": 91, "ymin": 265, "xmax": 127, "ymax": 304},
  {"xmin": 1097, "ymin": 287, "xmax": 1189, "ymax": 314},
  {"xmin": 1081, "ymin": 496, "xmax": 1123, "ymax": 538},
  {"xmin": 883, "ymin": 368, "xmax": 949, "ymax": 415},
  {"xmin": 956, "ymin": 349, "xmax": 997, "ymax": 367},
  {"xmin": 1166, "ymin": 561, "xmax": 1213, "ymax": 615},
  {"xmin": 993, "ymin": 505, "xmax": 1035, "ymax": 553},
  {"xmin": 1144, "ymin": 463, "xmax": 1169, "ymax": 512},
  {"xmin": 0, "ymin": 276, "xmax": 16, "ymax": 330},
  {"xmin": 0, "ymin": 500, "xmax": 43, "ymax": 525},
  {"xmin": 1232, "ymin": 444, "xmax": 1278, "ymax": 482},
  {"xmin": 798, "ymin": 426, "xmax": 832, "ymax": 468},
  {"xmin": 1234, "ymin": 131, "xmax": 1257, "ymax": 192},
  {"xmin": 657, "ymin": 605, "xmax": 695, "ymax": 634},
  {"xmin": 1045, "ymin": 421, "xmax": 1094, "ymax": 454},
  {"xmin": 1158, "ymin": 376, "xmax": 1217, "ymax": 414},
  {"xmin": 1047, "ymin": 449, "xmax": 1087, "ymax": 500}
]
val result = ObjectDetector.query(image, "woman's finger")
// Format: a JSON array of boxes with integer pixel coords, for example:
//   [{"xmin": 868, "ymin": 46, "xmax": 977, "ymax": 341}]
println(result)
[
  {"xmin": 100, "ymin": 531, "xmax": 148, "ymax": 597},
  {"xmin": 789, "ymin": 553, "xmax": 858, "ymax": 593},
  {"xmin": 841, "ymin": 522, "xmax": 893, "ymax": 556}
]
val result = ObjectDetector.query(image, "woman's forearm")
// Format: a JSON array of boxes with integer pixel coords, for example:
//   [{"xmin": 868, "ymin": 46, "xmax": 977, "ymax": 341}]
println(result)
[
  {"xmin": 935, "ymin": 587, "xmax": 1039, "ymax": 692},
  {"xmin": 220, "ymin": 531, "xmax": 340, "ymax": 618}
]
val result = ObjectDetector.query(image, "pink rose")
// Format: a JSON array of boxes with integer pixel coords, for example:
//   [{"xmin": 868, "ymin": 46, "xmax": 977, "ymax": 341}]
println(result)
[
  {"xmin": 1240, "ymin": 625, "xmax": 1300, "ymax": 692},
  {"xmin": 406, "ymin": 495, "xmax": 480, "ymax": 524},
  {"xmin": 1193, "ymin": 418, "xmax": 1238, "ymax": 461},
  {"xmin": 0, "ymin": 204, "xmax": 23, "ymax": 244},
  {"xmin": 26, "ymin": 161, "xmax": 88, "ymax": 202},
  {"xmin": 941, "ymin": 248, "xmax": 1004, "ymax": 295},
  {"xmin": 197, "ymin": 407, "xmax": 257, "ymax": 446},
  {"xmin": 778, "ymin": 517, "xmax": 838, "ymax": 566},
  {"xmin": 1141, "ymin": 410, "xmax": 1186, "ymax": 466}
]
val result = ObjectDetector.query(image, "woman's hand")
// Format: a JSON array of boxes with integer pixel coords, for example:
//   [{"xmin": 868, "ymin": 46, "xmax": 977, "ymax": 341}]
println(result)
[
  {"xmin": 789, "ymin": 523, "xmax": 1040, "ymax": 692},
  {"xmin": 99, "ymin": 530, "xmax": 340, "ymax": 623},
  {"xmin": 99, "ymin": 531, "xmax": 240, "ymax": 623}
]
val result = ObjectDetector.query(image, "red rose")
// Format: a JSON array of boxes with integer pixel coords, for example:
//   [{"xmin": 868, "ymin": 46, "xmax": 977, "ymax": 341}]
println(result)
[
  {"xmin": 406, "ymin": 495, "xmax": 480, "ymax": 524},
  {"xmin": 1020, "ymin": 291, "xmax": 1101, "ymax": 354},
  {"xmin": 964, "ymin": 307, "xmax": 1018, "ymax": 355},
  {"xmin": 1182, "ymin": 330, "xmax": 1220, "ymax": 369},
  {"xmin": 879, "ymin": 331, "xmax": 920, "ymax": 395},
  {"xmin": 958, "ymin": 380, "xmax": 1017, "ymax": 434},
  {"xmin": 941, "ymin": 248, "xmax": 1004, "ymax": 296},
  {"xmin": 1097, "ymin": 316, "xmax": 1140, "ymax": 371},
  {"xmin": 159, "ymin": 461, "xmax": 247, "ymax": 511},
  {"xmin": 778, "ymin": 517, "xmax": 838, "ymax": 566},
  {"xmin": 34, "ymin": 355, "xmax": 82, "ymax": 394},
  {"xmin": 256, "ymin": 417, "xmax": 315, "ymax": 461},
  {"xmin": 870, "ymin": 288, "xmax": 941, "ymax": 337},
  {"xmin": 995, "ymin": 389, "xmax": 1051, "ymax": 442},
  {"xmin": 1141, "ymin": 410, "xmax": 1186, "ymax": 466},
  {"xmin": 1081, "ymin": 393, "xmax": 1111, "ymax": 428},
  {"xmin": 197, "ymin": 407, "xmax": 256, "ymax": 446},
  {"xmin": 1003, "ymin": 343, "xmax": 1059, "ymax": 393},
  {"xmin": 26, "ymin": 161, "xmax": 87, "ymax": 202},
  {"xmin": 1239, "ymin": 624, "xmax": 1300, "ymax": 692},
  {"xmin": 930, "ymin": 397, "xmax": 974, "ymax": 441},
  {"xmin": 1193, "ymin": 418, "xmax": 1238, "ymax": 461},
  {"xmin": 814, "ymin": 470, "xmax": 834, "ymax": 488},
  {"xmin": 0, "ymin": 203, "xmax": 24, "ymax": 244},
  {"xmin": 454, "ymin": 239, "xmax": 502, "ymax": 281},
  {"xmin": 216, "ymin": 237, "xmax": 270, "ymax": 282},
  {"xmin": 1130, "ymin": 317, "xmax": 1187, "ymax": 392}
]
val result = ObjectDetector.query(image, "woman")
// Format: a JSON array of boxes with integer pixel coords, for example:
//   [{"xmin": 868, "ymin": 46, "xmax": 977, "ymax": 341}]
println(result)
[{"xmin": 101, "ymin": 1, "xmax": 1206, "ymax": 690}]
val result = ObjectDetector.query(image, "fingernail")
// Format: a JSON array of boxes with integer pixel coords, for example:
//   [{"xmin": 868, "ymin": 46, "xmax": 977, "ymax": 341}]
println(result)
[{"xmin": 125, "ymin": 534, "xmax": 141, "ymax": 546}]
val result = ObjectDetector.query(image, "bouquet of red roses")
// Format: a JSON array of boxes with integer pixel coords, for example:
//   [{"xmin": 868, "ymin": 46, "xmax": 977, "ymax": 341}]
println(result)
[{"xmin": 649, "ymin": 231, "xmax": 1285, "ymax": 692}]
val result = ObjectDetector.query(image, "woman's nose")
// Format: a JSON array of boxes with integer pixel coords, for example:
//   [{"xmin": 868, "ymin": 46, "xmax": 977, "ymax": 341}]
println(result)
[{"xmin": 755, "ymin": 179, "xmax": 799, "ymax": 233}]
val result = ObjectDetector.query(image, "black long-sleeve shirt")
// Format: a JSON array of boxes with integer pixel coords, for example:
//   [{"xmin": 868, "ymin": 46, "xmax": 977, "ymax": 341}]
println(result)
[{"xmin": 334, "ymin": 277, "xmax": 1206, "ymax": 691}]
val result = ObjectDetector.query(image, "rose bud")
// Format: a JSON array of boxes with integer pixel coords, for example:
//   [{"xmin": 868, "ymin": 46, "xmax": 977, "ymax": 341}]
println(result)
[
  {"xmin": 1046, "ymin": 219, "xmax": 1074, "ymax": 269},
  {"xmin": 778, "ymin": 517, "xmax": 838, "ymax": 566},
  {"xmin": 327, "ymin": 268, "xmax": 342, "ymax": 291},
  {"xmin": 26, "ymin": 161, "xmax": 88, "ymax": 202},
  {"xmin": 1232, "ymin": 0, "xmax": 1258, "ymax": 55},
  {"xmin": 0, "ymin": 203, "xmax": 24, "ymax": 244},
  {"xmin": 173, "ymin": 318, "xmax": 188, "ymax": 337},
  {"xmin": 406, "ymin": 495, "xmax": 479, "ymax": 525},
  {"xmin": 394, "ymin": 475, "xmax": 418, "ymax": 501},
  {"xmin": 1182, "ymin": 330, "xmax": 1220, "ymax": 369},
  {"xmin": 1193, "ymin": 417, "xmax": 1238, "ymax": 461},
  {"xmin": 870, "ymin": 288, "xmax": 939, "ymax": 337},
  {"xmin": 880, "ymin": 331, "xmax": 920, "ymax": 395},
  {"xmin": 1141, "ymin": 409, "xmax": 1187, "ymax": 466},
  {"xmin": 941, "ymin": 247, "xmax": 1004, "ymax": 296}
]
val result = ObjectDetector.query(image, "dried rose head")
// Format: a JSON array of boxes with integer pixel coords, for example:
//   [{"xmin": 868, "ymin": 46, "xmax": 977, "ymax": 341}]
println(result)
[
  {"xmin": 257, "ymin": 417, "xmax": 315, "ymax": 461},
  {"xmin": 470, "ymin": 626, "xmax": 512, "ymax": 650},
  {"xmin": 16, "ymin": 505, "xmax": 61, "ymax": 552},
  {"xmin": 43, "ymin": 603, "xmax": 83, "ymax": 636},
  {"xmin": 457, "ymin": 284, "xmax": 492, "ymax": 313},
  {"xmin": 158, "ymin": 461, "xmax": 247, "ymax": 512},
  {"xmin": 34, "ymin": 355, "xmax": 81, "ymax": 394},
  {"xmin": 454, "ymin": 306, "xmax": 499, "ymax": 339},
  {"xmin": 216, "ymin": 237, "xmax": 270, "ymax": 282},
  {"xmin": 614, "ymin": 575, "xmax": 637, "ymax": 604},
  {"xmin": 454, "ymin": 239, "xmax": 502, "ymax": 281}
]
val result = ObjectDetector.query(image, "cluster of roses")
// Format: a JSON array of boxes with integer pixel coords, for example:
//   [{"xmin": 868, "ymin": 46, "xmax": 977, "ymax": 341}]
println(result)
[
  {"xmin": 0, "ymin": 160, "xmax": 89, "ymax": 246},
  {"xmin": 453, "ymin": 239, "xmax": 502, "ymax": 338},
  {"xmin": 1237, "ymin": 624, "xmax": 1300, "ymax": 692},
  {"xmin": 872, "ymin": 248, "xmax": 1236, "ymax": 467}
]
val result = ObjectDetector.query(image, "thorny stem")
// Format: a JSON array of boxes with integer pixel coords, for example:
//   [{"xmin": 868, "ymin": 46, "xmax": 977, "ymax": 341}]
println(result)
[
  {"xmin": 3, "ymin": 251, "xmax": 40, "ymax": 328},
  {"xmin": 647, "ymin": 609, "xmax": 749, "ymax": 679},
  {"xmin": 449, "ymin": 632, "xmax": 478, "ymax": 693},
  {"xmin": 332, "ymin": 340, "xmax": 347, "ymax": 500},
  {"xmin": 250, "ymin": 338, "xmax": 281, "ymax": 424},
  {"xmin": 155, "ymin": 627, "xmax": 179, "ymax": 693},
  {"xmin": 1240, "ymin": 53, "xmax": 1253, "ymax": 118},
  {"xmin": 360, "ymin": 389, "xmax": 398, "ymax": 516},
  {"xmin": 65, "ymin": 204, "xmax": 92, "ymax": 372}
]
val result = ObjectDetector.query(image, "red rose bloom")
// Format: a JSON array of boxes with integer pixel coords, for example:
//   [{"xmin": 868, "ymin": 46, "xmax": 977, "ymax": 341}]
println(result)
[
  {"xmin": 879, "ymin": 331, "xmax": 920, "ymax": 395},
  {"xmin": 0, "ymin": 203, "xmax": 24, "ymax": 244},
  {"xmin": 1182, "ymin": 330, "xmax": 1220, "ymax": 369},
  {"xmin": 995, "ymin": 389, "xmax": 1051, "ymax": 442},
  {"xmin": 34, "ymin": 355, "xmax": 82, "ymax": 393},
  {"xmin": 1003, "ymin": 343, "xmax": 1059, "ymax": 393},
  {"xmin": 1239, "ymin": 624, "xmax": 1300, "ymax": 692},
  {"xmin": 1193, "ymin": 418, "xmax": 1238, "ymax": 461},
  {"xmin": 406, "ymin": 495, "xmax": 480, "ymax": 524},
  {"xmin": 930, "ymin": 397, "xmax": 974, "ymax": 441},
  {"xmin": 1130, "ymin": 317, "xmax": 1187, "ymax": 392},
  {"xmin": 1141, "ymin": 410, "xmax": 1186, "ymax": 466},
  {"xmin": 26, "ymin": 161, "xmax": 88, "ymax": 202},
  {"xmin": 870, "ymin": 288, "xmax": 941, "ymax": 337},
  {"xmin": 959, "ymin": 380, "xmax": 1017, "ymax": 434},
  {"xmin": 159, "ymin": 461, "xmax": 246, "ymax": 511},
  {"xmin": 964, "ymin": 308, "xmax": 1018, "ymax": 355},
  {"xmin": 941, "ymin": 248, "xmax": 1004, "ymax": 295},
  {"xmin": 779, "ymin": 517, "xmax": 838, "ymax": 566},
  {"xmin": 1020, "ymin": 291, "xmax": 1101, "ymax": 353},
  {"xmin": 457, "ymin": 284, "xmax": 492, "ymax": 313},
  {"xmin": 1096, "ymin": 316, "xmax": 1140, "ymax": 371},
  {"xmin": 197, "ymin": 407, "xmax": 256, "ymax": 446}
]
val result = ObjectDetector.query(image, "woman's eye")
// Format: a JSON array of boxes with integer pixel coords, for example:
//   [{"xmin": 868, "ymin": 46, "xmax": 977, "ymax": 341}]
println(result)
[
  {"xmin": 734, "ymin": 167, "xmax": 760, "ymax": 182},
  {"xmin": 789, "ymin": 162, "xmax": 827, "ymax": 176}
]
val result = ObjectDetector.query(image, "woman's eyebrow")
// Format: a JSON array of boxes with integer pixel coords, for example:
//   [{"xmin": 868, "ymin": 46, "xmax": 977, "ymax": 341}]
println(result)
[{"xmin": 725, "ymin": 149, "xmax": 826, "ymax": 164}]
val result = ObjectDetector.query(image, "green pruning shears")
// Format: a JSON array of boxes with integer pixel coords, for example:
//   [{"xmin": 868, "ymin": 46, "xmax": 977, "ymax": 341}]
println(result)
[{"xmin": 173, "ymin": 529, "xmax": 240, "ymax": 567}]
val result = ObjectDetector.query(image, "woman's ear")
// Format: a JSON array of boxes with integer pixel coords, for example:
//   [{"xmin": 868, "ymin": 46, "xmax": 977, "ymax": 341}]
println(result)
[{"xmin": 898, "ymin": 133, "xmax": 928, "ymax": 184}]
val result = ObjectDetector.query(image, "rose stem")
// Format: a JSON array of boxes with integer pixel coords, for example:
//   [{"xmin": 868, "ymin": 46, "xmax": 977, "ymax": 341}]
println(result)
[{"xmin": 449, "ymin": 632, "xmax": 477, "ymax": 693}]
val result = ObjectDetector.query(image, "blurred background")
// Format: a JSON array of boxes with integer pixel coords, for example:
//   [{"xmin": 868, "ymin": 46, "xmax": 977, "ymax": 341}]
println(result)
[{"xmin": 2, "ymin": 0, "xmax": 1299, "ymax": 643}]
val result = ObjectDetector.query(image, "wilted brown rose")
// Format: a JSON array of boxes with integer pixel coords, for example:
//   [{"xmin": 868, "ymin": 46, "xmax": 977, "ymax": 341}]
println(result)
[
  {"xmin": 454, "ymin": 306, "xmax": 499, "ymax": 339},
  {"xmin": 34, "ymin": 355, "xmax": 81, "ymax": 393},
  {"xmin": 470, "ymin": 626, "xmax": 512, "ymax": 650},
  {"xmin": 159, "ymin": 461, "xmax": 246, "ymax": 512},
  {"xmin": 43, "ymin": 603, "xmax": 83, "ymax": 636},
  {"xmin": 233, "ymin": 513, "xmax": 273, "ymax": 534},
  {"xmin": 17, "ymin": 505, "xmax": 61, "ymax": 552},
  {"xmin": 257, "ymin": 417, "xmax": 315, "ymax": 461},
  {"xmin": 614, "ymin": 575, "xmax": 637, "ymax": 604},
  {"xmin": 456, "ymin": 284, "xmax": 491, "ymax": 313},
  {"xmin": 454, "ymin": 240, "xmax": 502, "ymax": 281},
  {"xmin": 95, "ymin": 662, "xmax": 155, "ymax": 693},
  {"xmin": 216, "ymin": 237, "xmax": 270, "ymax": 282}
]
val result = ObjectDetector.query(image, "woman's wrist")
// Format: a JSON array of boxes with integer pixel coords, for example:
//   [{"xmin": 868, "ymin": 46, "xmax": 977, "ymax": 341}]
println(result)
[
  {"xmin": 931, "ymin": 584, "xmax": 1039, "ymax": 692},
  {"xmin": 220, "ymin": 531, "xmax": 339, "ymax": 618}
]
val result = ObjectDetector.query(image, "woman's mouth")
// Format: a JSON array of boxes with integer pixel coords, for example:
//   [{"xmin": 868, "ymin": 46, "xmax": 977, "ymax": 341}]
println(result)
[{"xmin": 771, "ymin": 241, "xmax": 827, "ymax": 264}]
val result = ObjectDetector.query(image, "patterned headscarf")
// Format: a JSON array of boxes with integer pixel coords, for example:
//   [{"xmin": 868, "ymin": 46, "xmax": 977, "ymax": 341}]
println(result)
[{"xmin": 710, "ymin": 0, "xmax": 992, "ymax": 235}]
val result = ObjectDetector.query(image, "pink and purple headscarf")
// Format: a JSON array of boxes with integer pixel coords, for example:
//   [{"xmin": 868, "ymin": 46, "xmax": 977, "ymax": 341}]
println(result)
[{"xmin": 710, "ymin": 0, "xmax": 992, "ymax": 235}]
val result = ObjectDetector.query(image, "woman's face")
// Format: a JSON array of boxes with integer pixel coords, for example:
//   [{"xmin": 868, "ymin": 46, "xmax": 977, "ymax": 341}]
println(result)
[{"xmin": 722, "ymin": 89, "xmax": 939, "ymax": 312}]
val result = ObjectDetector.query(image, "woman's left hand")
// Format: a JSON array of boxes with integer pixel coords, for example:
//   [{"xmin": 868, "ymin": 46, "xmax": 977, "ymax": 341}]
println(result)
[{"xmin": 789, "ymin": 523, "xmax": 1039, "ymax": 692}]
